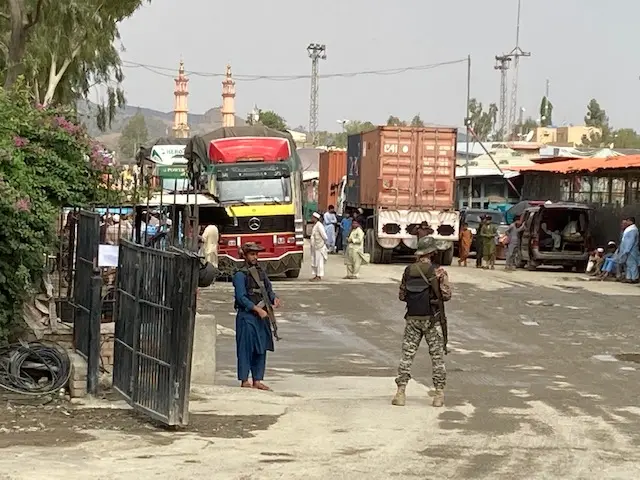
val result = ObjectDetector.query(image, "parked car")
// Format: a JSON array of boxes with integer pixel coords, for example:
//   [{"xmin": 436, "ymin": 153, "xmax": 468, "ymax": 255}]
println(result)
[
  {"xmin": 456, "ymin": 208, "xmax": 508, "ymax": 257},
  {"xmin": 516, "ymin": 202, "xmax": 592, "ymax": 271}
]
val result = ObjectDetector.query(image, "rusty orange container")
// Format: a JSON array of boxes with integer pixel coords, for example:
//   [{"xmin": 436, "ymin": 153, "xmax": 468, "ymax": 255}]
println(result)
[
  {"xmin": 318, "ymin": 150, "xmax": 347, "ymax": 212},
  {"xmin": 357, "ymin": 126, "xmax": 457, "ymax": 209}
]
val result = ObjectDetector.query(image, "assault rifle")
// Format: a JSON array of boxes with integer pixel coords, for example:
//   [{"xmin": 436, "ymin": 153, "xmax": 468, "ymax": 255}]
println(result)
[
  {"xmin": 248, "ymin": 266, "xmax": 280, "ymax": 341},
  {"xmin": 417, "ymin": 266, "xmax": 449, "ymax": 354}
]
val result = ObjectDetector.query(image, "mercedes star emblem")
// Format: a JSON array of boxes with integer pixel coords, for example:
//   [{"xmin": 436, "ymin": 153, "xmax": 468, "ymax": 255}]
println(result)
[{"xmin": 248, "ymin": 217, "xmax": 261, "ymax": 231}]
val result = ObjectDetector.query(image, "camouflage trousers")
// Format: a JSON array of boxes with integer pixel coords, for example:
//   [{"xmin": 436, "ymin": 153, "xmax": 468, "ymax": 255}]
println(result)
[{"xmin": 395, "ymin": 316, "xmax": 446, "ymax": 389}]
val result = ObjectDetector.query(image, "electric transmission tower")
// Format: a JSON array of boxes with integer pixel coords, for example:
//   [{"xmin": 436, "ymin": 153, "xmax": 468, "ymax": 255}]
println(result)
[
  {"xmin": 307, "ymin": 43, "xmax": 326, "ymax": 146},
  {"xmin": 505, "ymin": 0, "xmax": 530, "ymax": 138},
  {"xmin": 494, "ymin": 55, "xmax": 511, "ymax": 140}
]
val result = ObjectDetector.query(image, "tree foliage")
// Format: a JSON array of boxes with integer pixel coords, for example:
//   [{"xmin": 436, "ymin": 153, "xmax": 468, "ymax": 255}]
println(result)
[
  {"xmin": 410, "ymin": 114, "xmax": 424, "ymax": 127},
  {"xmin": 512, "ymin": 117, "xmax": 538, "ymax": 139},
  {"xmin": 328, "ymin": 120, "xmax": 375, "ymax": 148},
  {"xmin": 386, "ymin": 115, "xmax": 406, "ymax": 127},
  {"xmin": 246, "ymin": 109, "xmax": 287, "ymax": 131},
  {"xmin": 611, "ymin": 128, "xmax": 640, "ymax": 149},
  {"xmin": 467, "ymin": 98, "xmax": 497, "ymax": 141},
  {"xmin": 582, "ymin": 99, "xmax": 611, "ymax": 146},
  {"xmin": 0, "ymin": 83, "xmax": 115, "ymax": 339},
  {"xmin": 539, "ymin": 96, "xmax": 553, "ymax": 127},
  {"xmin": 1, "ymin": 0, "xmax": 149, "ymax": 131},
  {"xmin": 118, "ymin": 111, "xmax": 148, "ymax": 158}
]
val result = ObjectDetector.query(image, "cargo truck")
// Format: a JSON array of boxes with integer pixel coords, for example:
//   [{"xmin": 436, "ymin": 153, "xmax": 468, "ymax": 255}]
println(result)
[
  {"xmin": 185, "ymin": 126, "xmax": 304, "ymax": 277},
  {"xmin": 345, "ymin": 126, "xmax": 459, "ymax": 265},
  {"xmin": 317, "ymin": 150, "xmax": 347, "ymax": 213}
]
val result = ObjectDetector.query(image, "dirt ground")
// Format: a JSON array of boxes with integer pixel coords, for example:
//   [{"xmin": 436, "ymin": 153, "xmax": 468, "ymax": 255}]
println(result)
[{"xmin": 0, "ymin": 393, "xmax": 279, "ymax": 449}]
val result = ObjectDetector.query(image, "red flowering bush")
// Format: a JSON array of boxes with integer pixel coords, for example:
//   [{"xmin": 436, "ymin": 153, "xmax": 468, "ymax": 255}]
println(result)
[{"xmin": 0, "ymin": 83, "xmax": 111, "ymax": 339}]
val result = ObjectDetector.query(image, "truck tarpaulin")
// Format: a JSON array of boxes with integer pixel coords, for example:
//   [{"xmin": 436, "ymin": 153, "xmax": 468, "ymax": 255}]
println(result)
[
  {"xmin": 346, "ymin": 134, "xmax": 362, "ymax": 206},
  {"xmin": 184, "ymin": 126, "xmax": 301, "ymax": 187}
]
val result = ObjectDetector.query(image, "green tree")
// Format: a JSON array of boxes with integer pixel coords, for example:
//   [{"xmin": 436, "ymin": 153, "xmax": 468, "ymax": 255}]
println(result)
[
  {"xmin": 611, "ymin": 128, "xmax": 640, "ymax": 148},
  {"xmin": 1, "ymin": 0, "xmax": 149, "ymax": 130},
  {"xmin": 118, "ymin": 111, "xmax": 148, "ymax": 158},
  {"xmin": 467, "ymin": 98, "xmax": 497, "ymax": 141},
  {"xmin": 0, "ymin": 82, "xmax": 116, "ymax": 339},
  {"xmin": 410, "ymin": 114, "xmax": 424, "ymax": 127},
  {"xmin": 386, "ymin": 115, "xmax": 406, "ymax": 127},
  {"xmin": 512, "ymin": 117, "xmax": 539, "ymax": 139},
  {"xmin": 539, "ymin": 96, "xmax": 553, "ymax": 127},
  {"xmin": 250, "ymin": 109, "xmax": 287, "ymax": 131},
  {"xmin": 582, "ymin": 99, "xmax": 611, "ymax": 146},
  {"xmin": 332, "ymin": 120, "xmax": 375, "ymax": 148}
]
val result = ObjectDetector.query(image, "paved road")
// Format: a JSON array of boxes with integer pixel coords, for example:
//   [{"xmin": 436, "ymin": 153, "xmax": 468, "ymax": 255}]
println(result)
[
  {"xmin": 207, "ymin": 254, "xmax": 640, "ymax": 478},
  {"xmin": 2, "ymin": 251, "xmax": 640, "ymax": 479}
]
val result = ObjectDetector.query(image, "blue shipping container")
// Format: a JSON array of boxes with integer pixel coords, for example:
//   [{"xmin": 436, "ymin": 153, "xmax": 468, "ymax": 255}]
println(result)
[{"xmin": 346, "ymin": 133, "xmax": 362, "ymax": 206}]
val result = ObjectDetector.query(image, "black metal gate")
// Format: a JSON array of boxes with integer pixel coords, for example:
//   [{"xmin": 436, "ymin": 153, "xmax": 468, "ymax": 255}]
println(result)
[
  {"xmin": 112, "ymin": 240, "xmax": 200, "ymax": 426},
  {"xmin": 71, "ymin": 210, "xmax": 103, "ymax": 394}
]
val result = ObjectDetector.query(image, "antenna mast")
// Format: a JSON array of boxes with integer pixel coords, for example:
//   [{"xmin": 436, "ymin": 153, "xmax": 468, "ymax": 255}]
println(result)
[
  {"xmin": 307, "ymin": 43, "xmax": 326, "ymax": 146},
  {"xmin": 494, "ymin": 55, "xmax": 511, "ymax": 140},
  {"xmin": 506, "ymin": 0, "xmax": 530, "ymax": 138}
]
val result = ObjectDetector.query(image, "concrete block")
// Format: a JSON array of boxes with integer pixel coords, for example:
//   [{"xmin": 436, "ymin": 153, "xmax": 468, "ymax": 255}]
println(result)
[
  {"xmin": 100, "ymin": 322, "xmax": 115, "ymax": 334},
  {"xmin": 69, "ymin": 351, "xmax": 88, "ymax": 379},
  {"xmin": 191, "ymin": 313, "xmax": 217, "ymax": 385}
]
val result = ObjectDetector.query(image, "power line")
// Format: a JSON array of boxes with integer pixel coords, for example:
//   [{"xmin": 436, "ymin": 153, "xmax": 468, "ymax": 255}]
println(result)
[{"xmin": 120, "ymin": 58, "xmax": 467, "ymax": 82}]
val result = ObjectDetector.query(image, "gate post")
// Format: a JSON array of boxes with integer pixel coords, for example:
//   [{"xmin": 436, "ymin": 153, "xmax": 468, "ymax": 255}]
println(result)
[{"xmin": 87, "ymin": 270, "xmax": 103, "ymax": 395}]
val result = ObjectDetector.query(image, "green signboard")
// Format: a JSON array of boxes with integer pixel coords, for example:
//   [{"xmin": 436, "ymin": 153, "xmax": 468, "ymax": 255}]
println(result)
[{"xmin": 157, "ymin": 165, "xmax": 187, "ymax": 179}]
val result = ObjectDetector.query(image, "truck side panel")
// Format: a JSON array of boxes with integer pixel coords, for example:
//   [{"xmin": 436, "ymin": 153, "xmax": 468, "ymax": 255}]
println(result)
[
  {"xmin": 358, "ymin": 126, "xmax": 457, "ymax": 210},
  {"xmin": 346, "ymin": 135, "xmax": 362, "ymax": 206},
  {"xmin": 318, "ymin": 151, "xmax": 347, "ymax": 212}
]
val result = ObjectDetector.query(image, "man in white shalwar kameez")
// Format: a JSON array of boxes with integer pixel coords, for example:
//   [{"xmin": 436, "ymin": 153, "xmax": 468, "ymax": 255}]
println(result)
[{"xmin": 310, "ymin": 212, "xmax": 328, "ymax": 281}]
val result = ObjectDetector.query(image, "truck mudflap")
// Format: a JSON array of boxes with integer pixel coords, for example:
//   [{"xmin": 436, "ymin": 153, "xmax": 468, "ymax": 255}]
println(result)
[{"xmin": 218, "ymin": 251, "xmax": 303, "ymax": 278}]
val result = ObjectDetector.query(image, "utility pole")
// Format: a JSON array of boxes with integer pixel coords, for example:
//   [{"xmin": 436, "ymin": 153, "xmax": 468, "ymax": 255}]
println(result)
[
  {"xmin": 307, "ymin": 43, "xmax": 326, "ymax": 146},
  {"xmin": 494, "ymin": 55, "xmax": 511, "ymax": 141},
  {"xmin": 464, "ymin": 55, "xmax": 473, "ymax": 208},
  {"xmin": 505, "ymin": 0, "xmax": 530, "ymax": 138}
]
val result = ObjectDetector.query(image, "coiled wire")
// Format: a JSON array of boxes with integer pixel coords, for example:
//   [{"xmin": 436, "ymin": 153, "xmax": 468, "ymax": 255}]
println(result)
[{"xmin": 0, "ymin": 341, "xmax": 71, "ymax": 395}]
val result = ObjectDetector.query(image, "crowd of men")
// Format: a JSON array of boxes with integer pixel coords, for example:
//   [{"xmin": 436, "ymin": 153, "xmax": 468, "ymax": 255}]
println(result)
[{"xmin": 308, "ymin": 205, "xmax": 367, "ymax": 281}]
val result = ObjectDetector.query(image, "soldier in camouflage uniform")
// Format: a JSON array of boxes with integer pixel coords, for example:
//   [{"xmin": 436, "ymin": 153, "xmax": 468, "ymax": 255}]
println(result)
[{"xmin": 392, "ymin": 236, "xmax": 452, "ymax": 407}]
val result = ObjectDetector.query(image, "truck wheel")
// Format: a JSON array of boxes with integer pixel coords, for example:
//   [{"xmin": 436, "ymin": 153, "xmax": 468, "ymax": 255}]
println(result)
[
  {"xmin": 441, "ymin": 246, "xmax": 454, "ymax": 266},
  {"xmin": 365, "ymin": 229, "xmax": 383, "ymax": 264},
  {"xmin": 285, "ymin": 269, "xmax": 300, "ymax": 279},
  {"xmin": 380, "ymin": 247, "xmax": 393, "ymax": 264}
]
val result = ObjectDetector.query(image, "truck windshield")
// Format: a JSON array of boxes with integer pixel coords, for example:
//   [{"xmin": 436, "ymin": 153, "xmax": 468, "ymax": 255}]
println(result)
[{"xmin": 218, "ymin": 177, "xmax": 291, "ymax": 204}]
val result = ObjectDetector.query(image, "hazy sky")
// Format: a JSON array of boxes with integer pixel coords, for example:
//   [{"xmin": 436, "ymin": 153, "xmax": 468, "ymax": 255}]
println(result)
[{"xmin": 117, "ymin": 0, "xmax": 639, "ymax": 132}]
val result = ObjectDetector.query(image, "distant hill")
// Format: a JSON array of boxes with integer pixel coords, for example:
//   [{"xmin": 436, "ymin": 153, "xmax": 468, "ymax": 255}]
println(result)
[{"xmin": 78, "ymin": 101, "xmax": 246, "ymax": 151}]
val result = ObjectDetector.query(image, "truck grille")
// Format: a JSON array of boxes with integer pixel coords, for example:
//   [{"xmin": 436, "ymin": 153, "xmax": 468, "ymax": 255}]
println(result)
[{"xmin": 220, "ymin": 215, "xmax": 295, "ymax": 234}]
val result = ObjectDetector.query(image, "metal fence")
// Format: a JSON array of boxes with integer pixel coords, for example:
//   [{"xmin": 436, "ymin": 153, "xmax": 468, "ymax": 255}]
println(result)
[
  {"xmin": 112, "ymin": 240, "xmax": 200, "ymax": 426},
  {"xmin": 71, "ymin": 210, "xmax": 102, "ymax": 393}
]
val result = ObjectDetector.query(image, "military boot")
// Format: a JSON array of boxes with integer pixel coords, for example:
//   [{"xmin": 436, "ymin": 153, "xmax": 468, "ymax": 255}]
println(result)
[
  {"xmin": 432, "ymin": 389, "xmax": 444, "ymax": 407},
  {"xmin": 391, "ymin": 385, "xmax": 406, "ymax": 406}
]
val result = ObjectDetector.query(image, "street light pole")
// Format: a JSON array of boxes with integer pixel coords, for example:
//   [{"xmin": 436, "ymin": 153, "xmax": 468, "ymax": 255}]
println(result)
[{"xmin": 465, "ymin": 54, "xmax": 472, "ymax": 208}]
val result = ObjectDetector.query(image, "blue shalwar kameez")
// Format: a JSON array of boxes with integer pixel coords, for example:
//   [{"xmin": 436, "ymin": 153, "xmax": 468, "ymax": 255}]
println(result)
[
  {"xmin": 232, "ymin": 268, "xmax": 277, "ymax": 381},
  {"xmin": 619, "ymin": 224, "xmax": 640, "ymax": 281}
]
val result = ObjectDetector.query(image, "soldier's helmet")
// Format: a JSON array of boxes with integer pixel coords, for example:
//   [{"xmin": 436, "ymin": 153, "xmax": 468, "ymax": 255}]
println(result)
[
  {"xmin": 240, "ymin": 242, "xmax": 265, "ymax": 255},
  {"xmin": 415, "ymin": 236, "xmax": 438, "ymax": 256}
]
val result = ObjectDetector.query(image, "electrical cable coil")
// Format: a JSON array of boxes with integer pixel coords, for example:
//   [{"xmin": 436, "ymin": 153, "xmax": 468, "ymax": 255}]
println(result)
[{"xmin": 0, "ymin": 341, "xmax": 71, "ymax": 396}]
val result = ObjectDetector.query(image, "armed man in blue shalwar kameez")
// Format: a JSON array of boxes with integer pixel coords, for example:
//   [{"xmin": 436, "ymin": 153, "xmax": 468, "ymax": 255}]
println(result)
[{"xmin": 232, "ymin": 243, "xmax": 281, "ymax": 391}]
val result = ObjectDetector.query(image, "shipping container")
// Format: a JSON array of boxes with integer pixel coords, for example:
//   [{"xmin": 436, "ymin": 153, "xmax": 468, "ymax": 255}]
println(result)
[
  {"xmin": 353, "ymin": 126, "xmax": 457, "ymax": 209},
  {"xmin": 346, "ymin": 134, "xmax": 362, "ymax": 206},
  {"xmin": 318, "ymin": 150, "xmax": 347, "ymax": 212}
]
